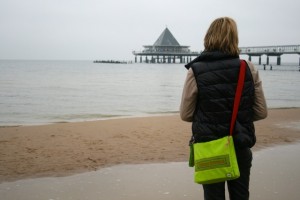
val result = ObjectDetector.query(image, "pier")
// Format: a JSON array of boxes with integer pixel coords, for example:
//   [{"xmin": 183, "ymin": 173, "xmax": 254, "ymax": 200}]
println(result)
[
  {"xmin": 133, "ymin": 28, "xmax": 300, "ymax": 65},
  {"xmin": 132, "ymin": 28, "xmax": 199, "ymax": 64},
  {"xmin": 93, "ymin": 60, "xmax": 128, "ymax": 64},
  {"xmin": 239, "ymin": 45, "xmax": 300, "ymax": 65}
]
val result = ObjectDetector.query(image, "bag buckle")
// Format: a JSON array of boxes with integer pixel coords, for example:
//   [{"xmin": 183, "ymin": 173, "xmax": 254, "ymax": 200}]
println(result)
[{"xmin": 189, "ymin": 136, "xmax": 195, "ymax": 146}]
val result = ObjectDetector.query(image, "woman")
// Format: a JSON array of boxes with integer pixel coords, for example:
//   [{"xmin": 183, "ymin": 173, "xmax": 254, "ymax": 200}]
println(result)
[{"xmin": 180, "ymin": 17, "xmax": 267, "ymax": 200}]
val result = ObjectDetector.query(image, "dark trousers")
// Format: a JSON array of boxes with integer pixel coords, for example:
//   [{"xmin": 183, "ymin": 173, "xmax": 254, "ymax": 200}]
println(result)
[{"xmin": 202, "ymin": 148, "xmax": 253, "ymax": 200}]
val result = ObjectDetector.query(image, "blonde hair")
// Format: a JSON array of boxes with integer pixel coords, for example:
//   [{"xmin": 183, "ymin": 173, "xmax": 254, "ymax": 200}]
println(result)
[{"xmin": 204, "ymin": 17, "xmax": 239, "ymax": 56}]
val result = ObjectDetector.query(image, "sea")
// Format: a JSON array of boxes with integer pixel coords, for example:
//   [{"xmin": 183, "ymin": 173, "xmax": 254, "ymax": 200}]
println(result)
[{"xmin": 0, "ymin": 60, "xmax": 300, "ymax": 126}]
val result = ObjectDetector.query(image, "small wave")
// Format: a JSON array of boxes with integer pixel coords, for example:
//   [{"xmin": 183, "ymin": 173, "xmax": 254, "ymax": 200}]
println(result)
[
  {"xmin": 50, "ymin": 113, "xmax": 128, "ymax": 121},
  {"xmin": 145, "ymin": 111, "xmax": 179, "ymax": 115}
]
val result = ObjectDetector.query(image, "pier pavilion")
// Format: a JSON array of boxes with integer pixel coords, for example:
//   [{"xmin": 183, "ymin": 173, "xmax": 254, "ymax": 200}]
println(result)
[
  {"xmin": 132, "ymin": 28, "xmax": 199, "ymax": 63},
  {"xmin": 239, "ymin": 45, "xmax": 300, "ymax": 65}
]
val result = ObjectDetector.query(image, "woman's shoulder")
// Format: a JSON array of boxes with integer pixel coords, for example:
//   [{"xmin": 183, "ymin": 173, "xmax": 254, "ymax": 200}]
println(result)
[
  {"xmin": 244, "ymin": 60, "xmax": 260, "ymax": 83},
  {"xmin": 244, "ymin": 60, "xmax": 257, "ymax": 71}
]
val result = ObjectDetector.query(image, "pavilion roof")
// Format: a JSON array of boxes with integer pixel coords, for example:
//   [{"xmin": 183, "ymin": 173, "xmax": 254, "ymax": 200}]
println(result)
[{"xmin": 153, "ymin": 28, "xmax": 180, "ymax": 46}]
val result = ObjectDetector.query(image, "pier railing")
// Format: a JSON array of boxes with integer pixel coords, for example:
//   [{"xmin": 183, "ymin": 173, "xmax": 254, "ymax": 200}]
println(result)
[
  {"xmin": 239, "ymin": 45, "xmax": 300, "ymax": 55},
  {"xmin": 239, "ymin": 45, "xmax": 300, "ymax": 65},
  {"xmin": 132, "ymin": 50, "xmax": 200, "ymax": 56}
]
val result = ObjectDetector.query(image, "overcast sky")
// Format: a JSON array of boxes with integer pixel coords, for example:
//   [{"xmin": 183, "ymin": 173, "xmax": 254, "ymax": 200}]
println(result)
[{"xmin": 1, "ymin": 0, "xmax": 299, "ymax": 61}]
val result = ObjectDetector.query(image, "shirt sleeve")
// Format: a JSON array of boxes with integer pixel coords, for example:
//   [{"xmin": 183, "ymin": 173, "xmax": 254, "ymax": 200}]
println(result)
[
  {"xmin": 180, "ymin": 68, "xmax": 198, "ymax": 122},
  {"xmin": 247, "ymin": 61, "xmax": 268, "ymax": 121}
]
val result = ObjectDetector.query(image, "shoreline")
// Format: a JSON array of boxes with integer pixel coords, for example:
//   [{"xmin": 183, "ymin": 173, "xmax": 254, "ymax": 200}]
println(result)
[
  {"xmin": 0, "ymin": 107, "xmax": 298, "ymax": 128},
  {"xmin": 0, "ymin": 108, "xmax": 300, "ymax": 182},
  {"xmin": 0, "ymin": 112, "xmax": 181, "ymax": 128}
]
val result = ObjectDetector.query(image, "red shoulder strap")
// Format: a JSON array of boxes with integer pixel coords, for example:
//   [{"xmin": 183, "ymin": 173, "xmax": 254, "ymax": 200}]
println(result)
[{"xmin": 230, "ymin": 60, "xmax": 246, "ymax": 136}]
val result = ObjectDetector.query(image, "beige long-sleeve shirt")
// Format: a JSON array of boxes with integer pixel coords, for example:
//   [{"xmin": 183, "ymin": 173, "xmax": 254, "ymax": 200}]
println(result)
[{"xmin": 180, "ymin": 61, "xmax": 268, "ymax": 122}]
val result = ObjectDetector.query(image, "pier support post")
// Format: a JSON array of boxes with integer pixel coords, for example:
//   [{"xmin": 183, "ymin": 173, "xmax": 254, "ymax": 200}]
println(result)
[
  {"xmin": 140, "ymin": 56, "xmax": 142, "ymax": 63},
  {"xmin": 157, "ymin": 55, "xmax": 159, "ymax": 63},
  {"xmin": 248, "ymin": 55, "xmax": 251, "ymax": 61},
  {"xmin": 259, "ymin": 56, "xmax": 261, "ymax": 65},
  {"xmin": 173, "ymin": 56, "xmax": 175, "ymax": 63},
  {"xmin": 267, "ymin": 56, "xmax": 269, "ymax": 65},
  {"xmin": 277, "ymin": 56, "xmax": 281, "ymax": 65},
  {"xmin": 135, "ymin": 56, "xmax": 137, "ymax": 63}
]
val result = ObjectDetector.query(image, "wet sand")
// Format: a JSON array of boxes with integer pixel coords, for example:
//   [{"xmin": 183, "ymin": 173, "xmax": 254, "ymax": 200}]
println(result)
[
  {"xmin": 0, "ymin": 108, "xmax": 300, "ymax": 183},
  {"xmin": 0, "ymin": 143, "xmax": 300, "ymax": 200}
]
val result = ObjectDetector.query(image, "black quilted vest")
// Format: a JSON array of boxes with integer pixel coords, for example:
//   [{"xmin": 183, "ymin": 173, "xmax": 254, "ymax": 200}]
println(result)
[{"xmin": 188, "ymin": 51, "xmax": 256, "ymax": 149}]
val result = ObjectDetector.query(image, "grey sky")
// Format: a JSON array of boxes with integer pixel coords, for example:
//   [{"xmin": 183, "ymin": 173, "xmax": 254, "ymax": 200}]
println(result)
[{"xmin": 1, "ymin": 0, "xmax": 299, "ymax": 61}]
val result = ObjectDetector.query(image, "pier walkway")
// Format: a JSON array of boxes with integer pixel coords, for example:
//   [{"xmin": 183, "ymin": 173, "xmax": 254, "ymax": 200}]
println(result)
[{"xmin": 239, "ymin": 45, "xmax": 300, "ymax": 65}]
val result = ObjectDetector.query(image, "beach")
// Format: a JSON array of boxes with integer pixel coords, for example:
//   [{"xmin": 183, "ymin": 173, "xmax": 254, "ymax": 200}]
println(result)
[{"xmin": 0, "ymin": 108, "xmax": 300, "ymax": 183}]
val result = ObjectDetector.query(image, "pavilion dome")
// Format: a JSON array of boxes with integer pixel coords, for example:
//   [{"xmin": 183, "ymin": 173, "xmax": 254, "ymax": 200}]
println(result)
[{"xmin": 153, "ymin": 28, "xmax": 180, "ymax": 46}]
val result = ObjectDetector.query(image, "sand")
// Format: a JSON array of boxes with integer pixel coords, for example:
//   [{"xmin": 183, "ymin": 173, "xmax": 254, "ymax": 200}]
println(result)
[
  {"xmin": 2, "ymin": 144, "xmax": 300, "ymax": 200},
  {"xmin": 0, "ymin": 108, "xmax": 300, "ymax": 182}
]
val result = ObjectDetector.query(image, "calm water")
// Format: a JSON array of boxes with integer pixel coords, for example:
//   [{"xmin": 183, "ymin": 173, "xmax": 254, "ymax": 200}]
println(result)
[{"xmin": 0, "ymin": 60, "xmax": 300, "ymax": 126}]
